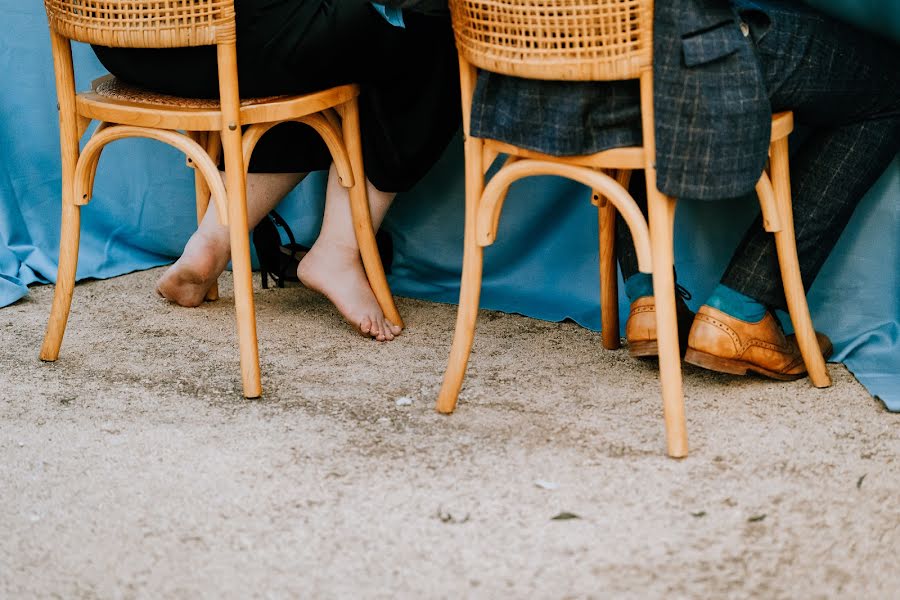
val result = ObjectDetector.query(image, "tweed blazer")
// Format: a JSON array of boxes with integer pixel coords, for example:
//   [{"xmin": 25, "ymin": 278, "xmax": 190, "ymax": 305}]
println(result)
[{"xmin": 470, "ymin": 0, "xmax": 772, "ymax": 201}]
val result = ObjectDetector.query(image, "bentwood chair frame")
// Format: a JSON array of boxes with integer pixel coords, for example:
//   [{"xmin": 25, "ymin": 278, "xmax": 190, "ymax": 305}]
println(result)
[
  {"xmin": 440, "ymin": 0, "xmax": 831, "ymax": 457},
  {"xmin": 41, "ymin": 0, "xmax": 403, "ymax": 398}
]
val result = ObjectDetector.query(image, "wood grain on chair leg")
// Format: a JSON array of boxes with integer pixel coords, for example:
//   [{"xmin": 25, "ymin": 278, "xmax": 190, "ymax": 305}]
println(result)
[
  {"xmin": 218, "ymin": 44, "xmax": 261, "ymax": 399},
  {"xmin": 769, "ymin": 138, "xmax": 831, "ymax": 388},
  {"xmin": 437, "ymin": 136, "xmax": 486, "ymax": 414},
  {"xmin": 187, "ymin": 131, "xmax": 220, "ymax": 302},
  {"xmin": 597, "ymin": 168, "xmax": 631, "ymax": 351},
  {"xmin": 200, "ymin": 131, "xmax": 221, "ymax": 301},
  {"xmin": 647, "ymin": 186, "xmax": 688, "ymax": 458},
  {"xmin": 40, "ymin": 202, "xmax": 81, "ymax": 362},
  {"xmin": 597, "ymin": 186, "xmax": 620, "ymax": 350},
  {"xmin": 638, "ymin": 69, "xmax": 687, "ymax": 457},
  {"xmin": 82, "ymin": 122, "xmax": 111, "ymax": 204},
  {"xmin": 41, "ymin": 30, "xmax": 82, "ymax": 363},
  {"xmin": 341, "ymin": 98, "xmax": 405, "ymax": 329}
]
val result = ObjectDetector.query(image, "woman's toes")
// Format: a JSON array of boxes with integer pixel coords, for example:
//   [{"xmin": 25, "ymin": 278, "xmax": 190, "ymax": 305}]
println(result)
[
  {"xmin": 373, "ymin": 319, "xmax": 387, "ymax": 341},
  {"xmin": 297, "ymin": 243, "xmax": 401, "ymax": 342},
  {"xmin": 387, "ymin": 320, "xmax": 402, "ymax": 336},
  {"xmin": 359, "ymin": 316, "xmax": 374, "ymax": 337},
  {"xmin": 380, "ymin": 319, "xmax": 395, "ymax": 341}
]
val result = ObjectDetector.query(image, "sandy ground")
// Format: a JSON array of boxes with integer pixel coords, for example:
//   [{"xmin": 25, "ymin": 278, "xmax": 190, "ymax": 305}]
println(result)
[{"xmin": 1, "ymin": 268, "xmax": 898, "ymax": 599}]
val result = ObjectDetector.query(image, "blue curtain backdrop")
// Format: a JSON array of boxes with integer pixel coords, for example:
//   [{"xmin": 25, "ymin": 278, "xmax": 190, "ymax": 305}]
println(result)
[{"xmin": 2, "ymin": 1, "xmax": 897, "ymax": 410}]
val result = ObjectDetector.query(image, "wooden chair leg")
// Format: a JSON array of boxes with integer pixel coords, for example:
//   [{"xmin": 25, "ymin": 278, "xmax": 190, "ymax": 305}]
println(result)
[
  {"xmin": 437, "ymin": 233, "xmax": 484, "ymax": 414},
  {"xmin": 437, "ymin": 137, "xmax": 486, "ymax": 414},
  {"xmin": 195, "ymin": 131, "xmax": 221, "ymax": 302},
  {"xmin": 647, "ymin": 185, "xmax": 688, "ymax": 458},
  {"xmin": 340, "ymin": 98, "xmax": 404, "ymax": 329},
  {"xmin": 596, "ymin": 169, "xmax": 631, "ymax": 351},
  {"xmin": 83, "ymin": 122, "xmax": 110, "ymax": 204},
  {"xmin": 41, "ymin": 36, "xmax": 81, "ymax": 363},
  {"xmin": 221, "ymin": 129, "xmax": 262, "ymax": 398},
  {"xmin": 40, "ymin": 201, "xmax": 81, "ymax": 361},
  {"xmin": 769, "ymin": 138, "xmax": 832, "ymax": 388},
  {"xmin": 597, "ymin": 190, "xmax": 620, "ymax": 350}
]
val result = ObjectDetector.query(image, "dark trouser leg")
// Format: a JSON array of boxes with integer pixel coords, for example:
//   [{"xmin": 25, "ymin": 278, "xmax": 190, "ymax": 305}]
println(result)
[
  {"xmin": 720, "ymin": 5, "xmax": 900, "ymax": 308},
  {"xmin": 353, "ymin": 13, "xmax": 461, "ymax": 193},
  {"xmin": 249, "ymin": 5, "xmax": 460, "ymax": 191},
  {"xmin": 91, "ymin": 3, "xmax": 459, "ymax": 191},
  {"xmin": 720, "ymin": 117, "xmax": 900, "ymax": 308},
  {"xmin": 618, "ymin": 6, "xmax": 900, "ymax": 302},
  {"xmin": 615, "ymin": 170, "xmax": 646, "ymax": 281}
]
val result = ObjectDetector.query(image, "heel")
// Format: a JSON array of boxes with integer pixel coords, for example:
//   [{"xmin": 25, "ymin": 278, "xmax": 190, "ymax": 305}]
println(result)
[
  {"xmin": 628, "ymin": 339, "xmax": 659, "ymax": 358},
  {"xmin": 684, "ymin": 348, "xmax": 749, "ymax": 376}
]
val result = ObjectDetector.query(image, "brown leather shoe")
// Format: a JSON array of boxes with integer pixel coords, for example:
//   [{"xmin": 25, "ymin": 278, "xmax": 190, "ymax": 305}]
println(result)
[
  {"xmin": 684, "ymin": 305, "xmax": 833, "ymax": 380},
  {"xmin": 625, "ymin": 295, "xmax": 695, "ymax": 358}
]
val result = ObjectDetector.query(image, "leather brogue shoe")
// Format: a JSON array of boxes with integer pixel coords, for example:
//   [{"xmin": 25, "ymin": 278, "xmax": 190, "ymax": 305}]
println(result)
[
  {"xmin": 684, "ymin": 305, "xmax": 833, "ymax": 380},
  {"xmin": 625, "ymin": 293, "xmax": 695, "ymax": 358}
]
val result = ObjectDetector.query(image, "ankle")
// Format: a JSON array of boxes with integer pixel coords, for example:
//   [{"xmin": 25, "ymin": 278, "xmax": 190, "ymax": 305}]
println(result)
[
  {"xmin": 308, "ymin": 237, "xmax": 361, "ymax": 261},
  {"xmin": 704, "ymin": 284, "xmax": 767, "ymax": 323},
  {"xmin": 624, "ymin": 273, "xmax": 654, "ymax": 302},
  {"xmin": 197, "ymin": 228, "xmax": 231, "ymax": 254}
]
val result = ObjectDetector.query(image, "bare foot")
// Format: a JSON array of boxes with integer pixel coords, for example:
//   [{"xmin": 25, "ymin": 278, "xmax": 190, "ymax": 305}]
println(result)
[
  {"xmin": 156, "ymin": 231, "xmax": 230, "ymax": 307},
  {"xmin": 297, "ymin": 241, "xmax": 402, "ymax": 341}
]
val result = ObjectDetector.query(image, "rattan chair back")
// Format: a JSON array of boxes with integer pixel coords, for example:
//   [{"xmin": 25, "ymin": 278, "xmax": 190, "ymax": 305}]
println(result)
[
  {"xmin": 44, "ymin": 0, "xmax": 236, "ymax": 48},
  {"xmin": 449, "ymin": 0, "xmax": 653, "ymax": 81}
]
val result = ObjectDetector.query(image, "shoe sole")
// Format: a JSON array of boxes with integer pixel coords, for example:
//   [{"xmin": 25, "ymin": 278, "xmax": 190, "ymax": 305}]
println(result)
[
  {"xmin": 628, "ymin": 334, "xmax": 692, "ymax": 358},
  {"xmin": 628, "ymin": 340, "xmax": 659, "ymax": 358},
  {"xmin": 684, "ymin": 347, "xmax": 807, "ymax": 381}
]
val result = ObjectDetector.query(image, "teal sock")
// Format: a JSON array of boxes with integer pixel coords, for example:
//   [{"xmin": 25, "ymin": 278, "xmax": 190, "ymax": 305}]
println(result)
[
  {"xmin": 624, "ymin": 273, "xmax": 654, "ymax": 302},
  {"xmin": 705, "ymin": 284, "xmax": 767, "ymax": 322}
]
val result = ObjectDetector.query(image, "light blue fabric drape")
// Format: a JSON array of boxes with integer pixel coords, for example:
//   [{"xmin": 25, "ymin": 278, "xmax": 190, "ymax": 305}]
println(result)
[
  {"xmin": 371, "ymin": 3, "xmax": 406, "ymax": 28},
  {"xmin": 2, "ymin": 1, "xmax": 897, "ymax": 410}
]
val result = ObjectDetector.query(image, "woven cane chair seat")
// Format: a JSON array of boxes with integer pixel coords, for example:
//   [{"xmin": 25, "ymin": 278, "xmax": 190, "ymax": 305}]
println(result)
[
  {"xmin": 450, "ymin": 0, "xmax": 653, "ymax": 81},
  {"xmin": 44, "ymin": 0, "xmax": 236, "ymax": 47},
  {"xmin": 93, "ymin": 75, "xmax": 286, "ymax": 109}
]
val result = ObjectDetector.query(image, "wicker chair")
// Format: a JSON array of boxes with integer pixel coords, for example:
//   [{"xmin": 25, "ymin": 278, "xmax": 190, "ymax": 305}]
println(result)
[
  {"xmin": 439, "ymin": 0, "xmax": 831, "ymax": 457},
  {"xmin": 40, "ymin": 0, "xmax": 403, "ymax": 398}
]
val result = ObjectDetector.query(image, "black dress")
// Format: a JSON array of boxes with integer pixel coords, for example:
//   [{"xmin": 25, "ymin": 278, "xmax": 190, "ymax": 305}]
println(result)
[{"xmin": 92, "ymin": 0, "xmax": 460, "ymax": 192}]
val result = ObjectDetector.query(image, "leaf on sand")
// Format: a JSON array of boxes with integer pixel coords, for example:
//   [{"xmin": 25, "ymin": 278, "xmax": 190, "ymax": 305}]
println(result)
[
  {"xmin": 691, "ymin": 511, "xmax": 707, "ymax": 518},
  {"xmin": 857, "ymin": 474, "xmax": 867, "ymax": 489},
  {"xmin": 551, "ymin": 512, "xmax": 581, "ymax": 521},
  {"xmin": 747, "ymin": 514, "xmax": 766, "ymax": 523}
]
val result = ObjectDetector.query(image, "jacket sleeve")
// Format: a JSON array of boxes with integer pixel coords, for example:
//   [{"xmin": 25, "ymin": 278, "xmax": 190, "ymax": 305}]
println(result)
[{"xmin": 652, "ymin": 0, "xmax": 771, "ymax": 200}]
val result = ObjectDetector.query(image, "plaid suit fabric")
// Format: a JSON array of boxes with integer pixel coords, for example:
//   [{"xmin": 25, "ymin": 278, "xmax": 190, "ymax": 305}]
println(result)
[
  {"xmin": 652, "ymin": 0, "xmax": 770, "ymax": 200},
  {"xmin": 717, "ymin": 2, "xmax": 900, "ymax": 307},
  {"xmin": 613, "ymin": 1, "xmax": 900, "ymax": 307},
  {"xmin": 471, "ymin": 0, "xmax": 900, "ymax": 308},
  {"xmin": 470, "ymin": 77, "xmax": 641, "ymax": 157},
  {"xmin": 471, "ymin": 0, "xmax": 771, "ymax": 201}
]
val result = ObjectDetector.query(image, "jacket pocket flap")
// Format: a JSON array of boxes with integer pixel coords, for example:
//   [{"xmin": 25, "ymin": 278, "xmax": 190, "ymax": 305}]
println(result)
[{"xmin": 681, "ymin": 22, "xmax": 743, "ymax": 67}]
